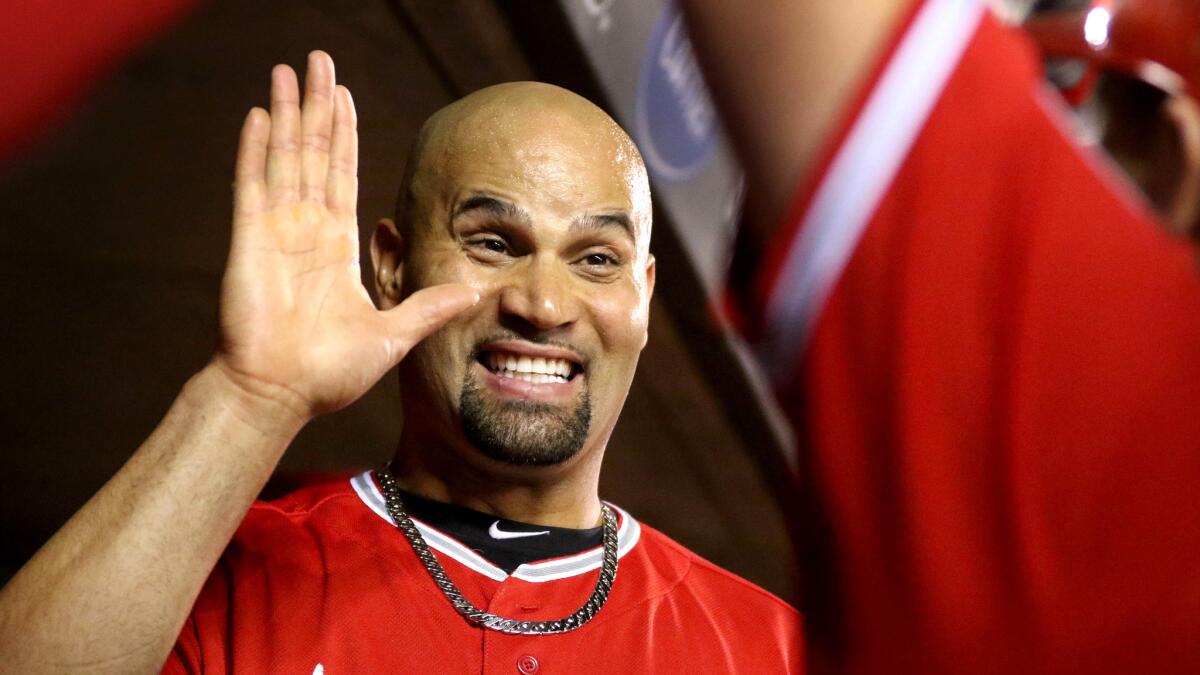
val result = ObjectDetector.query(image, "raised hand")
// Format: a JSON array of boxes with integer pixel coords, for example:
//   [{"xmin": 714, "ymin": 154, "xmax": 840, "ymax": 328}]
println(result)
[
  {"xmin": 0, "ymin": 51, "xmax": 480, "ymax": 674},
  {"xmin": 214, "ymin": 51, "xmax": 477, "ymax": 420}
]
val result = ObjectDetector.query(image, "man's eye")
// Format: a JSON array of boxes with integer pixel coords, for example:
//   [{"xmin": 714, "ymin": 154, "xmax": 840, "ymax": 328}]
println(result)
[
  {"xmin": 470, "ymin": 238, "xmax": 508, "ymax": 254},
  {"xmin": 583, "ymin": 253, "xmax": 618, "ymax": 266}
]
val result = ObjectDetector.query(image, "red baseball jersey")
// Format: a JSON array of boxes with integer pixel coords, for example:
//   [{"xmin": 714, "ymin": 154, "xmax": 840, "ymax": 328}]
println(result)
[
  {"xmin": 733, "ymin": 0, "xmax": 1200, "ymax": 672},
  {"xmin": 163, "ymin": 471, "xmax": 802, "ymax": 674}
]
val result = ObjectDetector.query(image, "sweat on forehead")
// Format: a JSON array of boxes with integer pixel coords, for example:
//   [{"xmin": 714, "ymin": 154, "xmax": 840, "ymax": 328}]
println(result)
[{"xmin": 395, "ymin": 82, "xmax": 651, "ymax": 241}]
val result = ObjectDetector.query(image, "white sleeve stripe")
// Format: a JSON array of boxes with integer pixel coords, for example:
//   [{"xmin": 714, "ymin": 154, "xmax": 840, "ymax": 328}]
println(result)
[{"xmin": 760, "ymin": 0, "xmax": 986, "ymax": 380}]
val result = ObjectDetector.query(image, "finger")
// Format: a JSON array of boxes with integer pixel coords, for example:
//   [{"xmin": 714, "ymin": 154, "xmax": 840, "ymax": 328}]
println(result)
[
  {"xmin": 266, "ymin": 64, "xmax": 301, "ymax": 205},
  {"xmin": 327, "ymin": 85, "xmax": 359, "ymax": 223},
  {"xmin": 233, "ymin": 107, "xmax": 270, "ymax": 219},
  {"xmin": 300, "ymin": 51, "xmax": 336, "ymax": 205},
  {"xmin": 382, "ymin": 284, "xmax": 481, "ymax": 361}
]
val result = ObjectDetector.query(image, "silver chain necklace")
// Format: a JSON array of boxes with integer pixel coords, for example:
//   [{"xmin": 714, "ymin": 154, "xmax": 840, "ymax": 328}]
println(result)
[{"xmin": 375, "ymin": 466, "xmax": 620, "ymax": 635}]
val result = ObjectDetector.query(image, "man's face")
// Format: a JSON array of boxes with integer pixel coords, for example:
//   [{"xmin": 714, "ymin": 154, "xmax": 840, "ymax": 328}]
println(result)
[{"xmin": 385, "ymin": 86, "xmax": 654, "ymax": 469}]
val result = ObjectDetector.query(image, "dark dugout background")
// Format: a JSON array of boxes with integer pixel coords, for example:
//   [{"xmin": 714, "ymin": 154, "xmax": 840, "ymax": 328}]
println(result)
[{"xmin": 0, "ymin": 0, "xmax": 797, "ymax": 599}]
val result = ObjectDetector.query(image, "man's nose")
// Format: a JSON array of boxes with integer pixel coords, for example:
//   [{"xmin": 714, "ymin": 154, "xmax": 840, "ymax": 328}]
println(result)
[{"xmin": 497, "ymin": 256, "xmax": 577, "ymax": 332}]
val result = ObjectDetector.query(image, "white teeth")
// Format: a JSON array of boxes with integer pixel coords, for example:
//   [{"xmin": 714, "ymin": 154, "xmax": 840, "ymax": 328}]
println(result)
[
  {"xmin": 484, "ymin": 351, "xmax": 574, "ymax": 384},
  {"xmin": 506, "ymin": 372, "xmax": 561, "ymax": 384}
]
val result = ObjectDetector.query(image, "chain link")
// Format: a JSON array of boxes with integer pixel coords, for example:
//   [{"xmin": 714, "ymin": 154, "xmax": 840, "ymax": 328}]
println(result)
[{"xmin": 376, "ymin": 466, "xmax": 619, "ymax": 635}]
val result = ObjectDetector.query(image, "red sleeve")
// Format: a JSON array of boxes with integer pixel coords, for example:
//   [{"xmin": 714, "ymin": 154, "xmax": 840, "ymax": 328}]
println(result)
[{"xmin": 730, "ymin": 0, "xmax": 1200, "ymax": 672}]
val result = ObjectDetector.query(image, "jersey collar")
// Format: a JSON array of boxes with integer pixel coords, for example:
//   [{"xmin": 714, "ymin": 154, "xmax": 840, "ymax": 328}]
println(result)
[{"xmin": 349, "ymin": 470, "xmax": 641, "ymax": 583}]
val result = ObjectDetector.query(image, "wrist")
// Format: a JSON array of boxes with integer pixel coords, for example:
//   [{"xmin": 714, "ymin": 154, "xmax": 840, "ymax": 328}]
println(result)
[{"xmin": 191, "ymin": 361, "xmax": 311, "ymax": 441}]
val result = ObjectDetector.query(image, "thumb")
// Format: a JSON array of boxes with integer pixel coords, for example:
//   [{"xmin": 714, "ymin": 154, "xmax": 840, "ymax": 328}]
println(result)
[{"xmin": 382, "ymin": 284, "xmax": 480, "ymax": 361}]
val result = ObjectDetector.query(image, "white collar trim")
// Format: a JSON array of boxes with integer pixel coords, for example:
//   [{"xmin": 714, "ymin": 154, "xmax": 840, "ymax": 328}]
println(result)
[{"xmin": 349, "ymin": 470, "xmax": 641, "ymax": 583}]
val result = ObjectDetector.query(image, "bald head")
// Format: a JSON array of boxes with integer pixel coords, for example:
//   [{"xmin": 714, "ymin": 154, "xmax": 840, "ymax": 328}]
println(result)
[
  {"xmin": 397, "ymin": 82, "xmax": 652, "ymax": 253},
  {"xmin": 373, "ymin": 81, "xmax": 657, "ymax": 480}
]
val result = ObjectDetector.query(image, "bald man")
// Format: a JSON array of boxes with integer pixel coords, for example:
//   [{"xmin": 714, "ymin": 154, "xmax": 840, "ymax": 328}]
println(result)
[{"xmin": 0, "ymin": 53, "xmax": 801, "ymax": 673}]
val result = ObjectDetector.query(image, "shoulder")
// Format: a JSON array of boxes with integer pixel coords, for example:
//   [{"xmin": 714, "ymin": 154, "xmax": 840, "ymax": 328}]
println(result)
[
  {"xmin": 254, "ymin": 473, "xmax": 361, "ymax": 514},
  {"xmin": 631, "ymin": 521, "xmax": 800, "ymax": 621},
  {"xmin": 227, "ymin": 474, "xmax": 376, "ymax": 557}
]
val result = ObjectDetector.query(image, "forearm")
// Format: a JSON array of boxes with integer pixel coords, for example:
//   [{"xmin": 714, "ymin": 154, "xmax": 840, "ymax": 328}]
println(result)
[{"xmin": 0, "ymin": 364, "xmax": 306, "ymax": 673}]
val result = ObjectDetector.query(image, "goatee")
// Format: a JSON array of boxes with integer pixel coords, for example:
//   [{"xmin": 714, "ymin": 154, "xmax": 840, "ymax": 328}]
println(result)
[{"xmin": 458, "ymin": 375, "xmax": 591, "ymax": 466}]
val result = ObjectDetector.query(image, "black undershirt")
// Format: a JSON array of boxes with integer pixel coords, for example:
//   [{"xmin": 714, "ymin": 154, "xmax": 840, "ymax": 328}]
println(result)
[{"xmin": 397, "ymin": 489, "xmax": 603, "ymax": 574}]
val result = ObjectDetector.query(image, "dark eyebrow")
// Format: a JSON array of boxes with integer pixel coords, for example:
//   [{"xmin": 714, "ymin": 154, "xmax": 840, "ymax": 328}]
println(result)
[
  {"xmin": 451, "ymin": 194, "xmax": 531, "ymax": 225},
  {"xmin": 571, "ymin": 212, "xmax": 636, "ymax": 242}
]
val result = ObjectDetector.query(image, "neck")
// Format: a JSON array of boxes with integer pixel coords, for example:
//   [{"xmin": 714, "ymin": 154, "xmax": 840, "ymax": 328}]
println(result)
[{"xmin": 391, "ymin": 425, "xmax": 606, "ymax": 529}]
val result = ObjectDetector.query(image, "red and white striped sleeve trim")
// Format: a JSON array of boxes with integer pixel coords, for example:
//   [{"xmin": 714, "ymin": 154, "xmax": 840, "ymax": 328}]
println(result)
[{"xmin": 757, "ymin": 0, "xmax": 986, "ymax": 381}]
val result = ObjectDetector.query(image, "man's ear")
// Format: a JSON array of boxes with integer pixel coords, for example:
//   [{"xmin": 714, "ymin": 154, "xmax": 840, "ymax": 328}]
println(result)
[
  {"xmin": 645, "ymin": 253, "xmax": 657, "ymax": 299},
  {"xmin": 638, "ymin": 254, "xmax": 657, "ymax": 350},
  {"xmin": 370, "ymin": 217, "xmax": 404, "ymax": 309}
]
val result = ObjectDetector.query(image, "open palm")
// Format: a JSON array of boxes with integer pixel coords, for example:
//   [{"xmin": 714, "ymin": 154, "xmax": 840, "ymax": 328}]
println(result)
[{"xmin": 214, "ymin": 52, "xmax": 476, "ymax": 419}]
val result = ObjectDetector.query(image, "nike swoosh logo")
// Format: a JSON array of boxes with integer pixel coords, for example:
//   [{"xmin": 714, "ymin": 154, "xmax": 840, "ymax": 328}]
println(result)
[{"xmin": 489, "ymin": 520, "xmax": 551, "ymax": 540}]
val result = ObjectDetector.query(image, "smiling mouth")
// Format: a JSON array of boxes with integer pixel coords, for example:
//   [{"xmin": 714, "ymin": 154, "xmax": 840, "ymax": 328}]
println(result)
[{"xmin": 477, "ymin": 351, "xmax": 583, "ymax": 385}]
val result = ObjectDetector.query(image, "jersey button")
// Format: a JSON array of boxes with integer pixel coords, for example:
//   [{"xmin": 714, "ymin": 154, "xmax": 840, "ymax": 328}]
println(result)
[{"xmin": 517, "ymin": 654, "xmax": 540, "ymax": 674}]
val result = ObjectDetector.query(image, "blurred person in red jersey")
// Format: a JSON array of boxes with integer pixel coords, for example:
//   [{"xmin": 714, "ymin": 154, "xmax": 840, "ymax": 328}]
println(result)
[{"xmin": 681, "ymin": 0, "xmax": 1200, "ymax": 672}]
